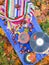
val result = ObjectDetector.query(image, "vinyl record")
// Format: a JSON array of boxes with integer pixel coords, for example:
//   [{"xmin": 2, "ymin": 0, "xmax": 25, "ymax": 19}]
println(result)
[{"xmin": 30, "ymin": 32, "xmax": 49, "ymax": 54}]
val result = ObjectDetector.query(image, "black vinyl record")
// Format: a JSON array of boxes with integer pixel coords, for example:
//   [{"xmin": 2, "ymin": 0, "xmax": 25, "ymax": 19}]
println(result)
[{"xmin": 30, "ymin": 32, "xmax": 49, "ymax": 53}]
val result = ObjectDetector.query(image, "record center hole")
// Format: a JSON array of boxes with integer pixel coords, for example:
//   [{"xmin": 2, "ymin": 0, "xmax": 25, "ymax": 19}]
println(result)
[{"xmin": 36, "ymin": 38, "xmax": 44, "ymax": 46}]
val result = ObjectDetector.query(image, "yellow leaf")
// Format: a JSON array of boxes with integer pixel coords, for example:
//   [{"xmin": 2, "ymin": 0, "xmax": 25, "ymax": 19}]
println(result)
[
  {"xmin": 1, "ymin": 29, "xmax": 5, "ymax": 36},
  {"xmin": 12, "ymin": 55, "xmax": 16, "ymax": 60},
  {"xmin": 37, "ymin": 2, "xmax": 41, "ymax": 6},
  {"xmin": 7, "ymin": 46, "xmax": 13, "ymax": 53},
  {"xmin": 41, "ymin": 4, "xmax": 46, "ymax": 11},
  {"xmin": 4, "ymin": 43, "xmax": 7, "ymax": 49},
  {"xmin": 14, "ymin": 59, "xmax": 21, "ymax": 65},
  {"xmin": 7, "ymin": 21, "xmax": 11, "ymax": 30},
  {"xmin": 38, "ymin": 18, "xmax": 42, "ymax": 24}
]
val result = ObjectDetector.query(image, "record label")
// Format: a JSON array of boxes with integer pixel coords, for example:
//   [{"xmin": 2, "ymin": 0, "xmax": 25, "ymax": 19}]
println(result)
[{"xmin": 18, "ymin": 32, "xmax": 30, "ymax": 44}]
